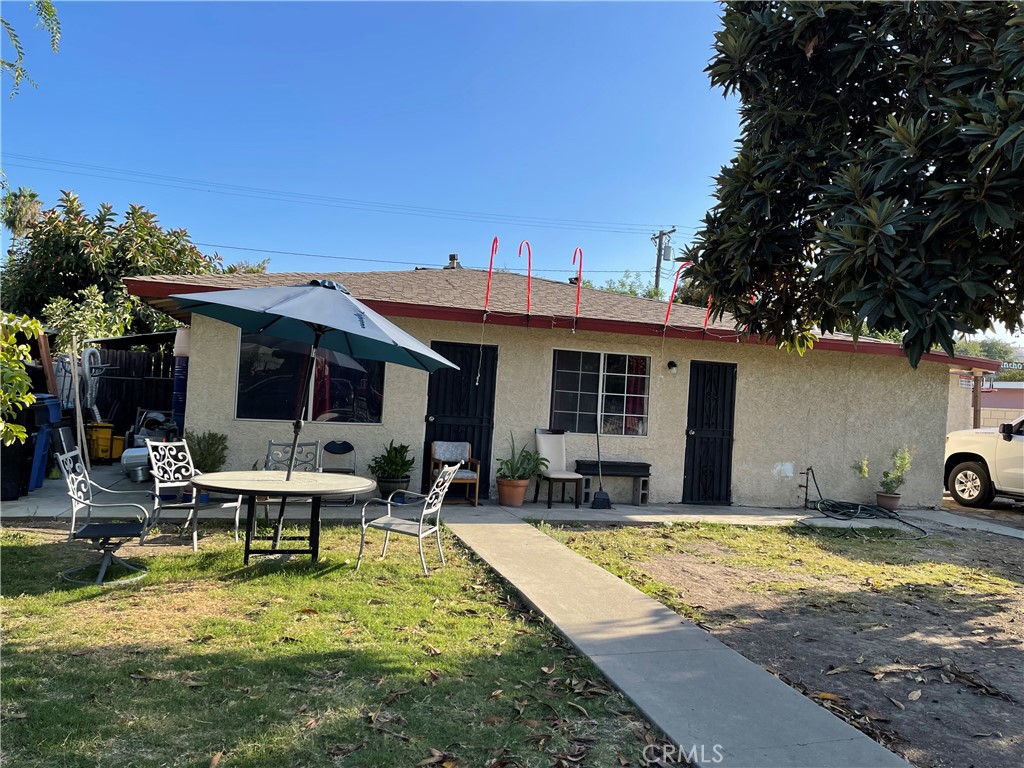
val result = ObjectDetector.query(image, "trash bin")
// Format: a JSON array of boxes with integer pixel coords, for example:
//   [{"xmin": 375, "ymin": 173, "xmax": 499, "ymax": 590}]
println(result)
[
  {"xmin": 27, "ymin": 394, "xmax": 61, "ymax": 491},
  {"xmin": 0, "ymin": 405, "xmax": 36, "ymax": 500}
]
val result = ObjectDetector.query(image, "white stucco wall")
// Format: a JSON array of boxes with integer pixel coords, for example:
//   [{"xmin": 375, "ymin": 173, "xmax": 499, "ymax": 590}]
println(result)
[{"xmin": 183, "ymin": 314, "xmax": 951, "ymax": 508}]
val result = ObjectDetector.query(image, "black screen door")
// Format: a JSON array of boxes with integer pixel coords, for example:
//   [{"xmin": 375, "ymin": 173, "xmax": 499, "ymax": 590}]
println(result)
[
  {"xmin": 682, "ymin": 361, "xmax": 737, "ymax": 504},
  {"xmin": 422, "ymin": 342, "xmax": 498, "ymax": 497}
]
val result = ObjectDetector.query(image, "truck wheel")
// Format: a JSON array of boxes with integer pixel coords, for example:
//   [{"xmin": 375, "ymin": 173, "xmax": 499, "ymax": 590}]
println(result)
[{"xmin": 948, "ymin": 462, "xmax": 995, "ymax": 508}]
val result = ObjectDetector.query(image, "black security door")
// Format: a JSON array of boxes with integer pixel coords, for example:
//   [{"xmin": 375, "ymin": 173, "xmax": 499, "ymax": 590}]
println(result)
[
  {"xmin": 422, "ymin": 342, "xmax": 498, "ymax": 497},
  {"xmin": 682, "ymin": 361, "xmax": 737, "ymax": 504}
]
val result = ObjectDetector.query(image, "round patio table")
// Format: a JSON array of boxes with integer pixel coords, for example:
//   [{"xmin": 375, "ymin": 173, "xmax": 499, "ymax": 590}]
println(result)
[{"xmin": 191, "ymin": 470, "xmax": 376, "ymax": 564}]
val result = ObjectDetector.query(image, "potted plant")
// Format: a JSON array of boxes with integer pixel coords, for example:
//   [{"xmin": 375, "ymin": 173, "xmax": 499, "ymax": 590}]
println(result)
[
  {"xmin": 183, "ymin": 430, "xmax": 229, "ymax": 502},
  {"xmin": 368, "ymin": 440, "xmax": 415, "ymax": 498},
  {"xmin": 853, "ymin": 446, "xmax": 913, "ymax": 511},
  {"xmin": 495, "ymin": 432, "xmax": 548, "ymax": 507}
]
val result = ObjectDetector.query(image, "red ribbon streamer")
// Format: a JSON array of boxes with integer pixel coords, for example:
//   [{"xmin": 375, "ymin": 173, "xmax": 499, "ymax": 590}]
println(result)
[
  {"xmin": 572, "ymin": 247, "xmax": 584, "ymax": 319},
  {"xmin": 484, "ymin": 236, "xmax": 498, "ymax": 311},
  {"xmin": 518, "ymin": 240, "xmax": 532, "ymax": 314}
]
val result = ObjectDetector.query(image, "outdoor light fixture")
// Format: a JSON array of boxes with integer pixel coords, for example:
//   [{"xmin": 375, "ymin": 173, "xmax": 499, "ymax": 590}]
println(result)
[{"xmin": 667, "ymin": 361, "xmax": 679, "ymax": 375}]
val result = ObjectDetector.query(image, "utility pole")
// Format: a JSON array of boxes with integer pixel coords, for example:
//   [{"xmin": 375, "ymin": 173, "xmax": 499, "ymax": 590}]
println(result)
[{"xmin": 652, "ymin": 227, "xmax": 676, "ymax": 297}]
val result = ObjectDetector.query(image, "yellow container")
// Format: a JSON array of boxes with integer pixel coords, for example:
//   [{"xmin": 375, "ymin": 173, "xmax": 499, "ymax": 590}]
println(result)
[
  {"xmin": 110, "ymin": 435, "xmax": 125, "ymax": 460},
  {"xmin": 86, "ymin": 422, "xmax": 114, "ymax": 460}
]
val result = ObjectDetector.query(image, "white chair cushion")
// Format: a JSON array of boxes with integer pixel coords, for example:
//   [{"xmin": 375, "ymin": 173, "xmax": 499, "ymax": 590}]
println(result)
[{"xmin": 542, "ymin": 470, "xmax": 583, "ymax": 481}]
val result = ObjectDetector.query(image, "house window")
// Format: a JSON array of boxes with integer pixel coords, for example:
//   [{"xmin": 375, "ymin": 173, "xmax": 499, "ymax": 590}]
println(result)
[
  {"xmin": 550, "ymin": 350, "xmax": 650, "ymax": 436},
  {"xmin": 236, "ymin": 334, "xmax": 385, "ymax": 423}
]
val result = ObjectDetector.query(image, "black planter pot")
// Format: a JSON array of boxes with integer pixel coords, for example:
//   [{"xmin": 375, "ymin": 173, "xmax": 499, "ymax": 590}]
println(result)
[{"xmin": 376, "ymin": 476, "xmax": 411, "ymax": 500}]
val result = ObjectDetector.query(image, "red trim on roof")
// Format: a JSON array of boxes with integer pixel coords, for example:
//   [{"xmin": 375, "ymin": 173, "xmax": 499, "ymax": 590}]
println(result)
[{"xmin": 123, "ymin": 277, "xmax": 1002, "ymax": 372}]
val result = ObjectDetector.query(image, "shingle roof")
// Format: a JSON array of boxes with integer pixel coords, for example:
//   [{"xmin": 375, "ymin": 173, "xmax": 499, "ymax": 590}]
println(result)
[
  {"xmin": 126, "ymin": 267, "xmax": 732, "ymax": 330},
  {"xmin": 123, "ymin": 268, "xmax": 1001, "ymax": 371}
]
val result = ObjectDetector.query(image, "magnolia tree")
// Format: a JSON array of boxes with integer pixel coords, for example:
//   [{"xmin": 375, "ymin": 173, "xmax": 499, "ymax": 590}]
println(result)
[{"xmin": 686, "ymin": 1, "xmax": 1024, "ymax": 366}]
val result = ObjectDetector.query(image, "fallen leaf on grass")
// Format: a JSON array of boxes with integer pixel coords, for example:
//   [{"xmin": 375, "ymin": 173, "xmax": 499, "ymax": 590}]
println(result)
[
  {"xmin": 417, "ymin": 747, "xmax": 459, "ymax": 766},
  {"xmin": 486, "ymin": 689, "xmax": 503, "ymax": 700},
  {"xmin": 298, "ymin": 608, "xmax": 319, "ymax": 616},
  {"xmin": 482, "ymin": 715, "xmax": 505, "ymax": 725},
  {"xmin": 566, "ymin": 701, "xmax": 589, "ymax": 717},
  {"xmin": 887, "ymin": 696, "xmax": 905, "ymax": 711},
  {"xmin": 209, "ymin": 751, "xmax": 223, "ymax": 768},
  {"xmin": 130, "ymin": 671, "xmax": 167, "ymax": 682},
  {"xmin": 422, "ymin": 670, "xmax": 441, "ymax": 687},
  {"xmin": 424, "ymin": 645, "xmax": 442, "ymax": 656},
  {"xmin": 384, "ymin": 689, "xmax": 411, "ymax": 704},
  {"xmin": 908, "ymin": 690, "xmax": 922, "ymax": 701},
  {"xmin": 326, "ymin": 742, "xmax": 365, "ymax": 758},
  {"xmin": 812, "ymin": 692, "xmax": 844, "ymax": 703},
  {"xmin": 541, "ymin": 662, "xmax": 556, "ymax": 675}
]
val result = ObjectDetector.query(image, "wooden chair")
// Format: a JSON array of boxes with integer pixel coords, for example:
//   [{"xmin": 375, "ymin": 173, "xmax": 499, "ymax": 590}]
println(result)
[
  {"xmin": 357, "ymin": 462, "xmax": 461, "ymax": 574},
  {"xmin": 430, "ymin": 441, "xmax": 480, "ymax": 506},
  {"xmin": 533, "ymin": 429, "xmax": 582, "ymax": 509}
]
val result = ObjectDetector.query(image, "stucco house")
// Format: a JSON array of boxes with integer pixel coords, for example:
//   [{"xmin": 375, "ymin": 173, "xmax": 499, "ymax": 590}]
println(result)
[{"xmin": 125, "ymin": 266, "xmax": 999, "ymax": 509}]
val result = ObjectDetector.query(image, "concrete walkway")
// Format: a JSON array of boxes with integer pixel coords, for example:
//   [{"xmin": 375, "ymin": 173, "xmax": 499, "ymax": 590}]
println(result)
[{"xmin": 446, "ymin": 508, "xmax": 909, "ymax": 768}]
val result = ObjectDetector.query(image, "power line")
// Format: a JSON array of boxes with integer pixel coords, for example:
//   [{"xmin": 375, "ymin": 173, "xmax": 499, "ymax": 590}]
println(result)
[
  {"xmin": 196, "ymin": 241, "xmax": 633, "ymax": 274},
  {"xmin": 3, "ymin": 153, "xmax": 700, "ymax": 236}
]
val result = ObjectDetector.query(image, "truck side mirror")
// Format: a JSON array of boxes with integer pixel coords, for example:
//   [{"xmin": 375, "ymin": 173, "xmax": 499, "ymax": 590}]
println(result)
[{"xmin": 998, "ymin": 423, "xmax": 1013, "ymax": 441}]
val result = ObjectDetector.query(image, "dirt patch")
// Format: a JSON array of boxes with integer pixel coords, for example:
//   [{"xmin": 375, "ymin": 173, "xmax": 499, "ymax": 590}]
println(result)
[{"xmin": 641, "ymin": 523, "xmax": 1023, "ymax": 768}]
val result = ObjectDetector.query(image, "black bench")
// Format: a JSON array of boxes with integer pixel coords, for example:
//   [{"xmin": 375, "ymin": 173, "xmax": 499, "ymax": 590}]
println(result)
[{"xmin": 574, "ymin": 460, "xmax": 651, "ymax": 505}]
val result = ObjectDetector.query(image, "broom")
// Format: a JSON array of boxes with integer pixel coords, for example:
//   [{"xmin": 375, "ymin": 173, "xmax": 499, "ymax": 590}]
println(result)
[{"xmin": 591, "ymin": 427, "xmax": 612, "ymax": 509}]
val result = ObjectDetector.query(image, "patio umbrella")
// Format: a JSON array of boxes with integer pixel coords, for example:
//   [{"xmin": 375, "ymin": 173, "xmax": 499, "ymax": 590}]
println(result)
[{"xmin": 170, "ymin": 279, "xmax": 458, "ymax": 479}]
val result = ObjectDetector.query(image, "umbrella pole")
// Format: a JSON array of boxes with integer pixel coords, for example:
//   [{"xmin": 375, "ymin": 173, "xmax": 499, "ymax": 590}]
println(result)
[
  {"xmin": 286, "ymin": 337, "xmax": 320, "ymax": 481},
  {"xmin": 275, "ymin": 338, "xmax": 320, "ymax": 549}
]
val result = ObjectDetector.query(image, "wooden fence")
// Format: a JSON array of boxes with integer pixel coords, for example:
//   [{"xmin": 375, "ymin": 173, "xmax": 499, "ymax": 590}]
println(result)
[{"xmin": 93, "ymin": 350, "xmax": 175, "ymax": 437}]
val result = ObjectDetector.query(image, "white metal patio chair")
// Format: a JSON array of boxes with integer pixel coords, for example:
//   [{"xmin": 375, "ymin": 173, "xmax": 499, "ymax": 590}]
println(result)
[
  {"xmin": 263, "ymin": 440, "xmax": 322, "ymax": 546},
  {"xmin": 147, "ymin": 439, "xmax": 243, "ymax": 550},
  {"xmin": 56, "ymin": 449, "xmax": 150, "ymax": 586},
  {"xmin": 357, "ymin": 461, "xmax": 461, "ymax": 575}
]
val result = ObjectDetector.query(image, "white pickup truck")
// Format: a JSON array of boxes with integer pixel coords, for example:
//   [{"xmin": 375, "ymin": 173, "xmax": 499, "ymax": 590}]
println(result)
[{"xmin": 944, "ymin": 414, "xmax": 1024, "ymax": 507}]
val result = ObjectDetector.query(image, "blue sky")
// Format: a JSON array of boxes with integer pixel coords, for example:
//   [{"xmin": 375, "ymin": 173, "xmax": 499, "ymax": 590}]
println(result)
[{"xmin": 1, "ymin": 0, "xmax": 740, "ymax": 285}]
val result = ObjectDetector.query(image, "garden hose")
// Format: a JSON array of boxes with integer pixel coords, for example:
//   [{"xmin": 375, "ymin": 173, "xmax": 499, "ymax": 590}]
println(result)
[{"xmin": 798, "ymin": 467, "xmax": 928, "ymax": 541}]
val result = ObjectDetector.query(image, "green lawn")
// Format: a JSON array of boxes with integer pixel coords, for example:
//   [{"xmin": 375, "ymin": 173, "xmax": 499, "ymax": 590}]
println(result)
[{"xmin": 1, "ymin": 523, "xmax": 656, "ymax": 768}]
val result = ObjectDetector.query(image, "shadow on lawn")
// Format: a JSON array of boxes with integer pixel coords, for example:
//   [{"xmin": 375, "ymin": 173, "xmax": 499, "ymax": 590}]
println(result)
[{"xmin": 1, "ymin": 562, "xmax": 650, "ymax": 767}]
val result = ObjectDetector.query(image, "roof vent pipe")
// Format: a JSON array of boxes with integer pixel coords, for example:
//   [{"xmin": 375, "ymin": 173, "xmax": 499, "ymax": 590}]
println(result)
[{"xmin": 444, "ymin": 253, "xmax": 462, "ymax": 269}]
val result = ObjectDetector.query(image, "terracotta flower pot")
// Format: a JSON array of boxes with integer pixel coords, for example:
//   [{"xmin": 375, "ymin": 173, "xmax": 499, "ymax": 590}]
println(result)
[
  {"xmin": 875, "ymin": 492, "xmax": 901, "ymax": 511},
  {"xmin": 496, "ymin": 478, "xmax": 529, "ymax": 507}
]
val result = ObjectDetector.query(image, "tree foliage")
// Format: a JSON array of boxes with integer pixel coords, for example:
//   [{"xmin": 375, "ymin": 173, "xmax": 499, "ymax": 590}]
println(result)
[
  {"xmin": 686, "ymin": 1, "xmax": 1024, "ymax": 366},
  {"xmin": 1, "ymin": 0, "xmax": 60, "ymax": 97},
  {"xmin": 0, "ymin": 313, "xmax": 42, "ymax": 445},
  {"xmin": 597, "ymin": 270, "xmax": 664, "ymax": 300},
  {"xmin": 954, "ymin": 337, "xmax": 1024, "ymax": 380},
  {"xmin": 1, "ymin": 189, "xmax": 267, "ymax": 350}
]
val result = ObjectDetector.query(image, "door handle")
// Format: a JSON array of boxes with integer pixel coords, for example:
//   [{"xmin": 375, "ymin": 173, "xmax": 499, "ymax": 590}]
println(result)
[
  {"xmin": 687, "ymin": 429, "xmax": 696, "ymax": 436},
  {"xmin": 427, "ymin": 416, "xmax": 435, "ymax": 423}
]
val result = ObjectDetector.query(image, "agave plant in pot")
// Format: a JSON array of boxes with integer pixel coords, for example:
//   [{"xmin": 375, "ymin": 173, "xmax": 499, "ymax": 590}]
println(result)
[
  {"xmin": 495, "ymin": 432, "xmax": 548, "ymax": 507},
  {"xmin": 368, "ymin": 440, "xmax": 415, "ymax": 499}
]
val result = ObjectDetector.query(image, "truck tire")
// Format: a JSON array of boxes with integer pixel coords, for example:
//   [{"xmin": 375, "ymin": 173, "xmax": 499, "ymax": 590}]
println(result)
[{"xmin": 948, "ymin": 461, "xmax": 996, "ymax": 508}]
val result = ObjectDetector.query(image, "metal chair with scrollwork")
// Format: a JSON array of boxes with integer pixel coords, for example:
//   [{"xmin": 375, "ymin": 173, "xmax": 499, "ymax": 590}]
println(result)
[
  {"xmin": 263, "ymin": 440, "xmax": 322, "ymax": 545},
  {"xmin": 56, "ymin": 449, "xmax": 150, "ymax": 586},
  {"xmin": 357, "ymin": 461, "xmax": 461, "ymax": 575},
  {"xmin": 147, "ymin": 439, "xmax": 242, "ymax": 550}
]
